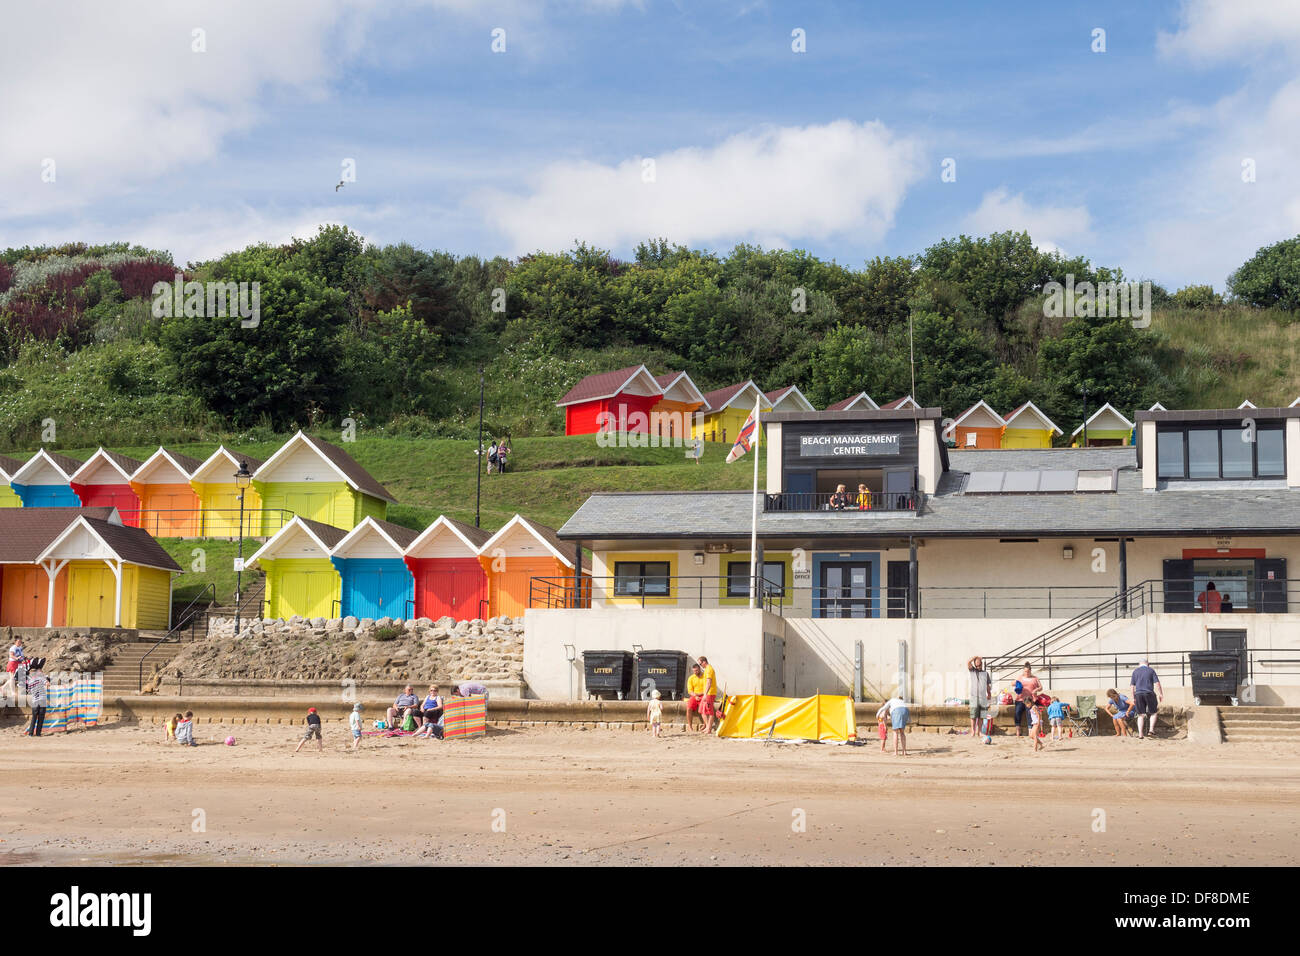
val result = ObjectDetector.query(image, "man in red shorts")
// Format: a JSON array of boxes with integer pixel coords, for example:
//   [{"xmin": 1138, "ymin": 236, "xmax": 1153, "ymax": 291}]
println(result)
[
  {"xmin": 685, "ymin": 663, "xmax": 705, "ymax": 732},
  {"xmin": 698, "ymin": 655, "xmax": 719, "ymax": 734}
]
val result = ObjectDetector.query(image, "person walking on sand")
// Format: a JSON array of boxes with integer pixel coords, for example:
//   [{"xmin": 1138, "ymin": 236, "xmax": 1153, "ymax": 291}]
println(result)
[
  {"xmin": 1129, "ymin": 659, "xmax": 1164, "ymax": 739},
  {"xmin": 349, "ymin": 703, "xmax": 364, "ymax": 751},
  {"xmin": 23, "ymin": 658, "xmax": 48, "ymax": 737},
  {"xmin": 967, "ymin": 655, "xmax": 992, "ymax": 742},
  {"xmin": 647, "ymin": 689, "xmax": 663, "ymax": 738},
  {"xmin": 1013, "ymin": 663, "xmax": 1042, "ymax": 737},
  {"xmin": 295, "ymin": 707, "xmax": 323, "ymax": 753},
  {"xmin": 1028, "ymin": 697, "xmax": 1046, "ymax": 751}
]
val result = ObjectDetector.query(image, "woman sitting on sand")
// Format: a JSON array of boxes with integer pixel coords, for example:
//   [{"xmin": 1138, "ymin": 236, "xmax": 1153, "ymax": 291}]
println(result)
[{"xmin": 1104, "ymin": 688, "xmax": 1135, "ymax": 737}]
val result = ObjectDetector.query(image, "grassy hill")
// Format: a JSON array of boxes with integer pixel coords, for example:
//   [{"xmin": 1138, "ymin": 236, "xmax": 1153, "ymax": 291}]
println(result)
[{"xmin": 1153, "ymin": 306, "xmax": 1300, "ymax": 408}]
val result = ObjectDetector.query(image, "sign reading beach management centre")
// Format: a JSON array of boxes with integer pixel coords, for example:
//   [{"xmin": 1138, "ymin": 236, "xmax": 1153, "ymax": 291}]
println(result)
[{"xmin": 799, "ymin": 433, "xmax": 901, "ymax": 457}]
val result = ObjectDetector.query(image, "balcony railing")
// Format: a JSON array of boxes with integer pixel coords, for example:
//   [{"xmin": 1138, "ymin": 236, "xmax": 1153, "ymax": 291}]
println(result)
[
  {"xmin": 116, "ymin": 508, "xmax": 296, "ymax": 539},
  {"xmin": 764, "ymin": 490, "xmax": 921, "ymax": 513}
]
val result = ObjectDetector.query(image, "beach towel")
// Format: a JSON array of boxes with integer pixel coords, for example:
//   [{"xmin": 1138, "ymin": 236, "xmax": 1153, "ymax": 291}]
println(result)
[{"xmin": 443, "ymin": 695, "xmax": 487, "ymax": 740}]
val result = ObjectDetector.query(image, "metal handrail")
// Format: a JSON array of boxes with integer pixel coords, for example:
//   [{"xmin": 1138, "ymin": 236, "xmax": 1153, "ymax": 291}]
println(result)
[
  {"xmin": 138, "ymin": 583, "xmax": 215, "ymax": 692},
  {"xmin": 764, "ymin": 490, "xmax": 922, "ymax": 513}
]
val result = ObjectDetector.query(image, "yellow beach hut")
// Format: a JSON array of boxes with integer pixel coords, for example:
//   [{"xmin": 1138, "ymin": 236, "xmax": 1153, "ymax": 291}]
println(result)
[
  {"xmin": 247, "ymin": 516, "xmax": 347, "ymax": 620},
  {"xmin": 1071, "ymin": 403, "xmax": 1135, "ymax": 447},
  {"xmin": 693, "ymin": 380, "xmax": 769, "ymax": 445},
  {"xmin": 1000, "ymin": 401, "xmax": 1062, "ymax": 449},
  {"xmin": 189, "ymin": 446, "xmax": 266, "ymax": 538},
  {"xmin": 252, "ymin": 431, "xmax": 395, "ymax": 536},
  {"xmin": 0, "ymin": 455, "xmax": 24, "ymax": 508}
]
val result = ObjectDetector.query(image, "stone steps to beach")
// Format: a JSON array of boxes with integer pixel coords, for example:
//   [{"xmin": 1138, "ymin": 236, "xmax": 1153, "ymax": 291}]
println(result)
[
  {"xmin": 101, "ymin": 642, "xmax": 185, "ymax": 693},
  {"xmin": 1219, "ymin": 706, "xmax": 1300, "ymax": 743}
]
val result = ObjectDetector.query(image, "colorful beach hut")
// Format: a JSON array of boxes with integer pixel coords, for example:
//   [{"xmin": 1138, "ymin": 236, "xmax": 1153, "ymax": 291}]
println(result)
[
  {"xmin": 189, "ymin": 446, "xmax": 265, "ymax": 538},
  {"xmin": 0, "ymin": 508, "xmax": 116, "ymax": 627},
  {"xmin": 9, "ymin": 449, "xmax": 82, "ymax": 507},
  {"xmin": 693, "ymin": 380, "xmax": 768, "ymax": 445},
  {"xmin": 943, "ymin": 400, "xmax": 1006, "ymax": 449},
  {"xmin": 35, "ymin": 514, "xmax": 181, "ymax": 628},
  {"xmin": 479, "ymin": 514, "xmax": 588, "ymax": 619},
  {"xmin": 650, "ymin": 371, "xmax": 707, "ymax": 441},
  {"xmin": 69, "ymin": 449, "xmax": 143, "ymax": 525},
  {"xmin": 1071, "ymin": 403, "xmax": 1135, "ymax": 447},
  {"xmin": 130, "ymin": 448, "xmax": 204, "ymax": 537},
  {"xmin": 330, "ymin": 517, "xmax": 418, "ymax": 620},
  {"xmin": 403, "ymin": 515, "xmax": 492, "ymax": 622},
  {"xmin": 557, "ymin": 365, "xmax": 664, "ymax": 436},
  {"xmin": 880, "ymin": 396, "xmax": 920, "ymax": 411},
  {"xmin": 252, "ymin": 431, "xmax": 394, "ymax": 536},
  {"xmin": 764, "ymin": 385, "xmax": 816, "ymax": 413},
  {"xmin": 247, "ymin": 517, "xmax": 347, "ymax": 620},
  {"xmin": 0, "ymin": 455, "xmax": 23, "ymax": 508},
  {"xmin": 826, "ymin": 392, "xmax": 879, "ymax": 412},
  {"xmin": 1000, "ymin": 401, "xmax": 1062, "ymax": 449}
]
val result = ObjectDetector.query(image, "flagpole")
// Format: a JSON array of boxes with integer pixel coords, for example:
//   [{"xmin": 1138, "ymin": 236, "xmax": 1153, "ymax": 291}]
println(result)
[{"xmin": 749, "ymin": 398, "xmax": 761, "ymax": 609}]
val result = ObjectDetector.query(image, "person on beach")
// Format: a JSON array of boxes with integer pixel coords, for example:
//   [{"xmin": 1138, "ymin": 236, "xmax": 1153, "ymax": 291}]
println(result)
[
  {"xmin": 453, "ymin": 681, "xmax": 488, "ymax": 700},
  {"xmin": 175, "ymin": 710, "xmax": 196, "ymax": 747},
  {"xmin": 421, "ymin": 685, "xmax": 444, "ymax": 725},
  {"xmin": 388, "ymin": 685, "xmax": 420, "ymax": 729},
  {"xmin": 349, "ymin": 703, "xmax": 363, "ymax": 751},
  {"xmin": 295, "ymin": 707, "xmax": 323, "ymax": 753},
  {"xmin": 166, "ymin": 712, "xmax": 182, "ymax": 741},
  {"xmin": 1047, "ymin": 696, "xmax": 1067, "ymax": 741},
  {"xmin": 685, "ymin": 663, "xmax": 705, "ymax": 732},
  {"xmin": 1013, "ymin": 663, "xmax": 1042, "ymax": 737},
  {"xmin": 647, "ymin": 689, "xmax": 663, "ymax": 738},
  {"xmin": 967, "ymin": 655, "xmax": 993, "ymax": 741},
  {"xmin": 1129, "ymin": 659, "xmax": 1164, "ymax": 739},
  {"xmin": 877, "ymin": 711, "xmax": 889, "ymax": 751},
  {"xmin": 1104, "ymin": 689, "xmax": 1134, "ymax": 737},
  {"xmin": 1, "ymin": 636, "xmax": 25, "ymax": 703},
  {"xmin": 23, "ymin": 658, "xmax": 47, "ymax": 737},
  {"xmin": 697, "ymin": 656, "xmax": 718, "ymax": 734},
  {"xmin": 877, "ymin": 694, "xmax": 910, "ymax": 755},
  {"xmin": 1028, "ymin": 697, "xmax": 1046, "ymax": 751}
]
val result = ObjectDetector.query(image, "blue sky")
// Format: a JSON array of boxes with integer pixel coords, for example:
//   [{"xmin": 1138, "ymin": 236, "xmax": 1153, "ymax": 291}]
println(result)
[{"xmin": 4, "ymin": 0, "xmax": 1299, "ymax": 288}]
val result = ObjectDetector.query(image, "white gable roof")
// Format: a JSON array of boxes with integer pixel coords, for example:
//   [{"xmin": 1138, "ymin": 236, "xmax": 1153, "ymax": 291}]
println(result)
[
  {"xmin": 1237, "ymin": 400, "xmax": 1256, "ymax": 409},
  {"xmin": 943, "ymin": 400, "xmax": 1006, "ymax": 438},
  {"xmin": 765, "ymin": 385, "xmax": 816, "ymax": 412},
  {"xmin": 828, "ymin": 392, "xmax": 879, "ymax": 411},
  {"xmin": 330, "ymin": 516, "xmax": 408, "ymax": 559},
  {"xmin": 132, "ymin": 447, "xmax": 198, "ymax": 483},
  {"xmin": 247, "ymin": 516, "xmax": 338, "ymax": 567},
  {"xmin": 405, "ymin": 515, "xmax": 488, "ymax": 559},
  {"xmin": 479, "ymin": 514, "xmax": 573, "ymax": 567},
  {"xmin": 1001, "ymin": 401, "xmax": 1062, "ymax": 435},
  {"xmin": 191, "ymin": 446, "xmax": 255, "ymax": 484},
  {"xmin": 1148, "ymin": 402, "xmax": 1167, "ymax": 411},
  {"xmin": 1290, "ymin": 397, "xmax": 1300, "ymax": 408},
  {"xmin": 656, "ymin": 371, "xmax": 707, "ymax": 406},
  {"xmin": 1071, "ymin": 402, "xmax": 1135, "ymax": 437},
  {"xmin": 68, "ymin": 448, "xmax": 137, "ymax": 485},
  {"xmin": 11, "ymin": 448, "xmax": 78, "ymax": 484}
]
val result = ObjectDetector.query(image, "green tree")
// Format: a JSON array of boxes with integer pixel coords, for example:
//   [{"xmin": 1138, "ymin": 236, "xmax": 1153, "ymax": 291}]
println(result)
[{"xmin": 1226, "ymin": 236, "xmax": 1300, "ymax": 310}]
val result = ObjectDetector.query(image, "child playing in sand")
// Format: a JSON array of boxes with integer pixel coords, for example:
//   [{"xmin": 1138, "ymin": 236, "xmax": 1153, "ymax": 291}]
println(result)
[
  {"xmin": 1029, "ymin": 699, "xmax": 1045, "ymax": 751},
  {"xmin": 647, "ymin": 689, "xmax": 663, "ymax": 737},
  {"xmin": 877, "ymin": 696, "xmax": 909, "ymax": 756},
  {"xmin": 1047, "ymin": 696, "xmax": 1066, "ymax": 740},
  {"xmin": 349, "ymin": 703, "xmax": 363, "ymax": 751},
  {"xmin": 175, "ymin": 711, "xmax": 196, "ymax": 747},
  {"xmin": 166, "ymin": 712, "xmax": 182, "ymax": 741},
  {"xmin": 295, "ymin": 707, "xmax": 323, "ymax": 753},
  {"xmin": 876, "ymin": 710, "xmax": 889, "ymax": 752}
]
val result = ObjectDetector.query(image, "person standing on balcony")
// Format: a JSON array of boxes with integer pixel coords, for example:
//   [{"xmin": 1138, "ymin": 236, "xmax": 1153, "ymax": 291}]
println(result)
[
  {"xmin": 1196, "ymin": 581, "xmax": 1222, "ymax": 613},
  {"xmin": 966, "ymin": 656, "xmax": 992, "ymax": 741},
  {"xmin": 856, "ymin": 483, "xmax": 871, "ymax": 510},
  {"xmin": 1013, "ymin": 663, "xmax": 1042, "ymax": 737},
  {"xmin": 829, "ymin": 484, "xmax": 851, "ymax": 510}
]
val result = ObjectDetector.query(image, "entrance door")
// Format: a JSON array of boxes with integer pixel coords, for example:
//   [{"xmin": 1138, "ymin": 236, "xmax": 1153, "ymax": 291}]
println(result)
[
  {"xmin": 886, "ymin": 560, "xmax": 910, "ymax": 618},
  {"xmin": 350, "ymin": 568, "xmax": 386, "ymax": 619},
  {"xmin": 883, "ymin": 469, "xmax": 914, "ymax": 509},
  {"xmin": 68, "ymin": 566, "xmax": 115, "ymax": 627},
  {"xmin": 784, "ymin": 473, "xmax": 814, "ymax": 510},
  {"xmin": 1, "ymin": 567, "xmax": 46, "ymax": 627},
  {"xmin": 285, "ymin": 492, "xmax": 335, "ymax": 526},
  {"xmin": 419, "ymin": 562, "xmax": 487, "ymax": 621},
  {"xmin": 279, "ymin": 570, "xmax": 330, "ymax": 619},
  {"xmin": 1210, "ymin": 629, "xmax": 1248, "ymax": 683},
  {"xmin": 820, "ymin": 562, "xmax": 872, "ymax": 618}
]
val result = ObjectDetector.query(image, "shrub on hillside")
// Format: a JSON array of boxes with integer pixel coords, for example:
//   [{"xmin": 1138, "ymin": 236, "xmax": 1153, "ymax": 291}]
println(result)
[{"xmin": 1172, "ymin": 284, "xmax": 1224, "ymax": 310}]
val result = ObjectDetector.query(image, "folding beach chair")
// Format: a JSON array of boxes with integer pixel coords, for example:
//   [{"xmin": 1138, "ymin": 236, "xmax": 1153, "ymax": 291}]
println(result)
[{"xmin": 1069, "ymin": 695, "xmax": 1098, "ymax": 737}]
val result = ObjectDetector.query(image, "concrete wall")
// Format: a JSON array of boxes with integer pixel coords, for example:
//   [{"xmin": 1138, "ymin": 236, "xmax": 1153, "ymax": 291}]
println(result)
[{"xmin": 523, "ymin": 607, "xmax": 769, "ymax": 700}]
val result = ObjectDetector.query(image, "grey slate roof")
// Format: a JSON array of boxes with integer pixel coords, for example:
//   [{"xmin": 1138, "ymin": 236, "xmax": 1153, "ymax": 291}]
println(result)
[{"xmin": 559, "ymin": 444, "xmax": 1300, "ymax": 540}]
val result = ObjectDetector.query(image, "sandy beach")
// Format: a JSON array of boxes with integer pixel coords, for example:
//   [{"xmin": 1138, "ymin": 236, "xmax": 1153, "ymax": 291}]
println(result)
[{"xmin": 2, "ymin": 720, "xmax": 1297, "ymax": 866}]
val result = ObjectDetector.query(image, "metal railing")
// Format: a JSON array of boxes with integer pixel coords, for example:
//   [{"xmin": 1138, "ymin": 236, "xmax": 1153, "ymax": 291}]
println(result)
[
  {"xmin": 764, "ymin": 490, "xmax": 921, "ymax": 513},
  {"xmin": 138, "ymin": 583, "xmax": 215, "ymax": 691},
  {"xmin": 530, "ymin": 576, "xmax": 1117, "ymax": 619},
  {"xmin": 995, "ymin": 649, "xmax": 1300, "ymax": 692},
  {"xmin": 116, "ymin": 508, "xmax": 296, "ymax": 539}
]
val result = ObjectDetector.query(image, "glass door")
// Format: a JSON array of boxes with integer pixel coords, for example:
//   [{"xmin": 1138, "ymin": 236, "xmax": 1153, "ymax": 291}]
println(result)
[{"xmin": 820, "ymin": 562, "xmax": 872, "ymax": 618}]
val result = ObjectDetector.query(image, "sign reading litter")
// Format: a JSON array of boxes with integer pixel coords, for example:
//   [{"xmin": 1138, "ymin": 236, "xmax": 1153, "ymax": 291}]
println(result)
[{"xmin": 799, "ymin": 433, "xmax": 901, "ymax": 457}]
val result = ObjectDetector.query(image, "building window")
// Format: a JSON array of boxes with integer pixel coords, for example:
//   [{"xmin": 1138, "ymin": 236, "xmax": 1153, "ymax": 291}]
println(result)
[
  {"xmin": 726, "ymin": 560, "xmax": 786, "ymax": 598},
  {"xmin": 1156, "ymin": 423, "xmax": 1286, "ymax": 480},
  {"xmin": 613, "ymin": 561, "xmax": 670, "ymax": 596}
]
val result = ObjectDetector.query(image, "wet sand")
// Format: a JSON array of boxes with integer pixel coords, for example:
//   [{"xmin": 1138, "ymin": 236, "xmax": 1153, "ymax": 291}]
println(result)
[{"xmin": 2, "ymin": 721, "xmax": 1297, "ymax": 866}]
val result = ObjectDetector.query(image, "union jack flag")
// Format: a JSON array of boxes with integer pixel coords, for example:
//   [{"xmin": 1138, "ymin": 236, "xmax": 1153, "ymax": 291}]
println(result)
[{"xmin": 726, "ymin": 404, "xmax": 759, "ymax": 463}]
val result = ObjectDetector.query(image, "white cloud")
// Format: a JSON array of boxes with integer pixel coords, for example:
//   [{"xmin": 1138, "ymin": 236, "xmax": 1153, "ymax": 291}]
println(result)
[
  {"xmin": 961, "ymin": 188, "xmax": 1093, "ymax": 255},
  {"xmin": 471, "ymin": 119, "xmax": 924, "ymax": 253},
  {"xmin": 1158, "ymin": 0, "xmax": 1300, "ymax": 63}
]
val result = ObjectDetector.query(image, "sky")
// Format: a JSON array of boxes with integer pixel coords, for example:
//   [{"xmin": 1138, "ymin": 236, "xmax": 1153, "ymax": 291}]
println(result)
[{"xmin": 2, "ymin": 0, "xmax": 1299, "ymax": 289}]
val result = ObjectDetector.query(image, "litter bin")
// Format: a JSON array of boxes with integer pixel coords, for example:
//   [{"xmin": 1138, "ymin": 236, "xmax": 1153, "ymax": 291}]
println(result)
[
  {"xmin": 633, "ymin": 650, "xmax": 689, "ymax": 700},
  {"xmin": 582, "ymin": 650, "xmax": 634, "ymax": 700},
  {"xmin": 1188, "ymin": 651, "xmax": 1240, "ymax": 706}
]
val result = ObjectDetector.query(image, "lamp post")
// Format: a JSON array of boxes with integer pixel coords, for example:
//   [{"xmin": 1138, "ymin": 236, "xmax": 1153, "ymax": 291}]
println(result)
[
  {"xmin": 234, "ymin": 461, "xmax": 252, "ymax": 633},
  {"xmin": 475, "ymin": 365, "xmax": 485, "ymax": 528}
]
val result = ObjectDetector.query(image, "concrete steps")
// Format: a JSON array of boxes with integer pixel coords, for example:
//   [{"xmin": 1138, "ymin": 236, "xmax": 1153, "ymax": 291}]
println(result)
[
  {"xmin": 1219, "ymin": 706, "xmax": 1300, "ymax": 743},
  {"xmin": 102, "ymin": 642, "xmax": 185, "ymax": 694}
]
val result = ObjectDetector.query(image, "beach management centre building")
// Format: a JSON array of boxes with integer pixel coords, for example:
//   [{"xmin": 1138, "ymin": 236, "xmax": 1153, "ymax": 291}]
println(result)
[{"xmin": 523, "ymin": 405, "xmax": 1300, "ymax": 705}]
